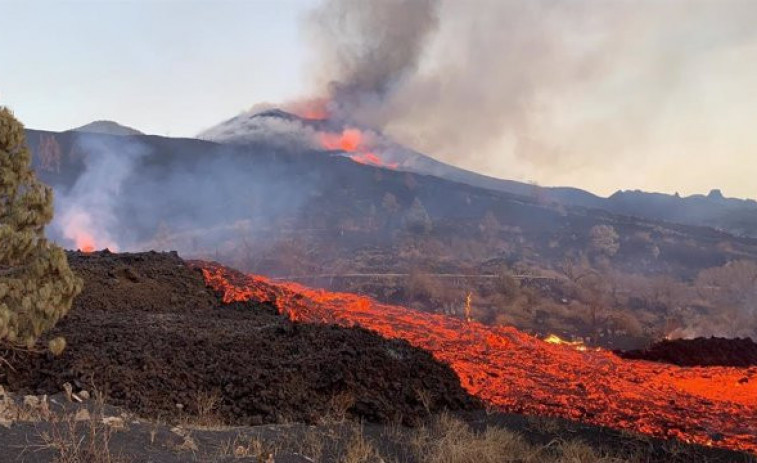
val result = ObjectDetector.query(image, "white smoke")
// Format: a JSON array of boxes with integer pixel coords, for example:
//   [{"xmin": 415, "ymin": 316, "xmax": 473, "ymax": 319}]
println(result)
[{"xmin": 52, "ymin": 134, "xmax": 149, "ymax": 251}]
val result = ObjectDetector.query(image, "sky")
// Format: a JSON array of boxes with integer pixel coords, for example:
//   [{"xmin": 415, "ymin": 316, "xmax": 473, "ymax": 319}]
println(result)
[
  {"xmin": 1, "ymin": 0, "xmax": 756, "ymax": 200},
  {"xmin": 0, "ymin": 0, "xmax": 318, "ymax": 136}
]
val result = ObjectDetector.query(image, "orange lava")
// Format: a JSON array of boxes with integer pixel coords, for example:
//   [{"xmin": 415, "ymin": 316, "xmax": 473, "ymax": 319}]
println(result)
[
  {"xmin": 349, "ymin": 152, "xmax": 399, "ymax": 169},
  {"xmin": 197, "ymin": 262, "xmax": 757, "ymax": 454},
  {"xmin": 320, "ymin": 129, "xmax": 364, "ymax": 152},
  {"xmin": 77, "ymin": 235, "xmax": 96, "ymax": 253},
  {"xmin": 318, "ymin": 128, "xmax": 398, "ymax": 170}
]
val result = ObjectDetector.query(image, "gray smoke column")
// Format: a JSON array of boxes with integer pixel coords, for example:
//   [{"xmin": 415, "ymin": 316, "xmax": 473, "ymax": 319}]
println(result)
[
  {"xmin": 304, "ymin": 0, "xmax": 440, "ymax": 125},
  {"xmin": 302, "ymin": 0, "xmax": 757, "ymax": 197}
]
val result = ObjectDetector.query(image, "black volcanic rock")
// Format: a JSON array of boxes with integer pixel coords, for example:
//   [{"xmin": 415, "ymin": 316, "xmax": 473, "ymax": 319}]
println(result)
[
  {"xmin": 616, "ymin": 337, "xmax": 757, "ymax": 367},
  {"xmin": 3, "ymin": 251, "xmax": 479, "ymax": 426}
]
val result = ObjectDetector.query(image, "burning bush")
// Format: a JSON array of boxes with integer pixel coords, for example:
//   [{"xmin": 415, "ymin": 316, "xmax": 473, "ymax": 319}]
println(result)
[{"xmin": 0, "ymin": 108, "xmax": 82, "ymax": 350}]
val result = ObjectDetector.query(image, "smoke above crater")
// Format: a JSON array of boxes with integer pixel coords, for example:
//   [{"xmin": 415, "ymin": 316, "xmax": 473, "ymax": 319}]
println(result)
[{"xmin": 300, "ymin": 0, "xmax": 757, "ymax": 198}]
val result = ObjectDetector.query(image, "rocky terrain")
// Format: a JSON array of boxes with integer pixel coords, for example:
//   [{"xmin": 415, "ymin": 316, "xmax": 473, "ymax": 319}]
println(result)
[
  {"xmin": 3, "ymin": 251, "xmax": 476, "ymax": 426},
  {"xmin": 0, "ymin": 251, "xmax": 753, "ymax": 462},
  {"xmin": 617, "ymin": 337, "xmax": 757, "ymax": 367}
]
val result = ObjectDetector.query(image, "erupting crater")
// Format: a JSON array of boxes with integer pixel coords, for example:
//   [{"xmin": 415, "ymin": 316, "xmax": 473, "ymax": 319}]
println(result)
[
  {"xmin": 319, "ymin": 127, "xmax": 399, "ymax": 169},
  {"xmin": 196, "ymin": 262, "xmax": 757, "ymax": 455}
]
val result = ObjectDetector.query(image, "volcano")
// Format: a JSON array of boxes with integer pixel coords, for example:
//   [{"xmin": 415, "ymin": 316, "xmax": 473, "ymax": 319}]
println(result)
[
  {"xmin": 198, "ymin": 108, "xmax": 757, "ymax": 238},
  {"xmin": 24, "ymin": 122, "xmax": 757, "ymax": 346}
]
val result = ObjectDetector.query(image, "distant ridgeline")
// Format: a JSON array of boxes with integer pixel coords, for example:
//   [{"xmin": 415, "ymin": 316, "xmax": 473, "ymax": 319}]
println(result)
[
  {"xmin": 20, "ymin": 123, "xmax": 757, "ymax": 280},
  {"xmin": 27, "ymin": 116, "xmax": 757, "ymax": 240}
]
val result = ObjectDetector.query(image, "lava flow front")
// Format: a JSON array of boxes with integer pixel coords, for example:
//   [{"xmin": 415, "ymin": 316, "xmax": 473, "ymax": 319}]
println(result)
[{"xmin": 197, "ymin": 262, "xmax": 757, "ymax": 454}]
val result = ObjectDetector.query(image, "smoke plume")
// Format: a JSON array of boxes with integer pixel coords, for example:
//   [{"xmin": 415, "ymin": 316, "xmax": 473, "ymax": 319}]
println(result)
[
  {"xmin": 302, "ymin": 0, "xmax": 757, "ymax": 197},
  {"xmin": 53, "ymin": 134, "xmax": 148, "ymax": 251},
  {"xmin": 303, "ymin": 0, "xmax": 440, "ymax": 126}
]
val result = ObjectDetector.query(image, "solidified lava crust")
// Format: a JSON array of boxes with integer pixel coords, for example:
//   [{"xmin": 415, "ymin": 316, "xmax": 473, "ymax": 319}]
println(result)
[
  {"xmin": 2, "ymin": 251, "xmax": 478, "ymax": 426},
  {"xmin": 617, "ymin": 337, "xmax": 757, "ymax": 367}
]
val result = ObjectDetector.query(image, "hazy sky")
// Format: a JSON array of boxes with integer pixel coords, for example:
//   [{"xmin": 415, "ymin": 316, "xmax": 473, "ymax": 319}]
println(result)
[
  {"xmin": 0, "ymin": 0, "xmax": 318, "ymax": 136},
  {"xmin": 1, "ymin": 0, "xmax": 756, "ymax": 199}
]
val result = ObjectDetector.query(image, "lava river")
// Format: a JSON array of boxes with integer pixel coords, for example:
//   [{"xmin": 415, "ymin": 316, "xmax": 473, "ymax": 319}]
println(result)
[{"xmin": 196, "ymin": 262, "xmax": 757, "ymax": 454}]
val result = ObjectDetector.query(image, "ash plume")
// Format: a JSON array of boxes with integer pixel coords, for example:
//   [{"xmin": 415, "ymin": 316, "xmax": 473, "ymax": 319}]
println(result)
[
  {"xmin": 303, "ymin": 0, "xmax": 440, "ymax": 125},
  {"xmin": 301, "ymin": 0, "xmax": 757, "ymax": 196}
]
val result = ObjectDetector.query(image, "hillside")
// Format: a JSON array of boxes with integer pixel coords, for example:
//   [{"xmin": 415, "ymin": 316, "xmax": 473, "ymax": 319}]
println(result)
[
  {"xmin": 1, "ymin": 251, "xmax": 751, "ymax": 462},
  {"xmin": 72, "ymin": 120, "xmax": 144, "ymax": 136},
  {"xmin": 23, "ymin": 127, "xmax": 757, "ymax": 346},
  {"xmin": 199, "ymin": 109, "xmax": 757, "ymax": 238}
]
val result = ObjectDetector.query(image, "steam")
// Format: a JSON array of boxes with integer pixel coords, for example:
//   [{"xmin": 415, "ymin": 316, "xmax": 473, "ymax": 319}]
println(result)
[
  {"xmin": 53, "ymin": 134, "xmax": 148, "ymax": 251},
  {"xmin": 45, "ymin": 132, "xmax": 317, "ymax": 263},
  {"xmin": 302, "ymin": 0, "xmax": 757, "ymax": 197}
]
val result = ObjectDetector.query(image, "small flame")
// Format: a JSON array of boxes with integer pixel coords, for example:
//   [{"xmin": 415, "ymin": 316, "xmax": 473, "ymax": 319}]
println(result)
[
  {"xmin": 79, "ymin": 237, "xmax": 96, "ymax": 253},
  {"xmin": 464, "ymin": 292, "xmax": 473, "ymax": 322},
  {"xmin": 61, "ymin": 209, "xmax": 116, "ymax": 253},
  {"xmin": 544, "ymin": 334, "xmax": 588, "ymax": 351}
]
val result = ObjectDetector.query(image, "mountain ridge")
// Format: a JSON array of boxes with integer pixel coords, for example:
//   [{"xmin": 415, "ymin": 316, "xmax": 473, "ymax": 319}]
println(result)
[{"xmin": 199, "ymin": 108, "xmax": 757, "ymax": 237}]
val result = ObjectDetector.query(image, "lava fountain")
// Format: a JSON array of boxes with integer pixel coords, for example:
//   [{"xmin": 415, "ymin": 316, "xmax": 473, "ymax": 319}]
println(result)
[
  {"xmin": 318, "ymin": 127, "xmax": 398, "ymax": 169},
  {"xmin": 195, "ymin": 262, "xmax": 757, "ymax": 454}
]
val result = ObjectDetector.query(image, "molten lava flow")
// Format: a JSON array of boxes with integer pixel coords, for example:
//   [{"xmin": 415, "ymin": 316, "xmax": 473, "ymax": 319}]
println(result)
[
  {"xmin": 349, "ymin": 153, "xmax": 399, "ymax": 169},
  {"xmin": 196, "ymin": 262, "xmax": 757, "ymax": 455}
]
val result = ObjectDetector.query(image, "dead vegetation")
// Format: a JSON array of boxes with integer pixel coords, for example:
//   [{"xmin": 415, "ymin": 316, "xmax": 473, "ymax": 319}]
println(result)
[
  {"xmin": 0, "ymin": 388, "xmax": 749, "ymax": 463},
  {"xmin": 12, "ymin": 391, "xmax": 129, "ymax": 463}
]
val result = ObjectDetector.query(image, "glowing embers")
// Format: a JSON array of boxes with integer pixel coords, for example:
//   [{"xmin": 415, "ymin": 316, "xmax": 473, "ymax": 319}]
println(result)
[{"xmin": 196, "ymin": 262, "xmax": 757, "ymax": 455}]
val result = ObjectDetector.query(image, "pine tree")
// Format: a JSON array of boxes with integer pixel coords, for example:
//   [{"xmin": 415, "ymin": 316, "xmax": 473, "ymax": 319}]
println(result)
[{"xmin": 0, "ymin": 107, "xmax": 82, "ymax": 350}]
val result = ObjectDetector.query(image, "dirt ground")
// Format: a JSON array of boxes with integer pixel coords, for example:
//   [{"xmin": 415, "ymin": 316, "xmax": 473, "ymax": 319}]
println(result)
[
  {"xmin": 2, "ymin": 251, "xmax": 477, "ymax": 427},
  {"xmin": 0, "ymin": 391, "xmax": 751, "ymax": 463}
]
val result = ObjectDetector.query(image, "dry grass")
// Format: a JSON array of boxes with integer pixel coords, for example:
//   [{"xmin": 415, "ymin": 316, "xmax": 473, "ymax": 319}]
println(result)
[
  {"xmin": 294, "ymin": 426, "xmax": 326, "ymax": 462},
  {"xmin": 410, "ymin": 413, "xmax": 636, "ymax": 463},
  {"xmin": 339, "ymin": 425, "xmax": 384, "ymax": 463},
  {"xmin": 526, "ymin": 415, "xmax": 564, "ymax": 434},
  {"xmin": 412, "ymin": 413, "xmax": 531, "ymax": 463},
  {"xmin": 183, "ymin": 389, "xmax": 225, "ymax": 428},
  {"xmin": 28, "ymin": 395, "xmax": 129, "ymax": 463},
  {"xmin": 322, "ymin": 391, "xmax": 356, "ymax": 424},
  {"xmin": 218, "ymin": 434, "xmax": 279, "ymax": 460}
]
